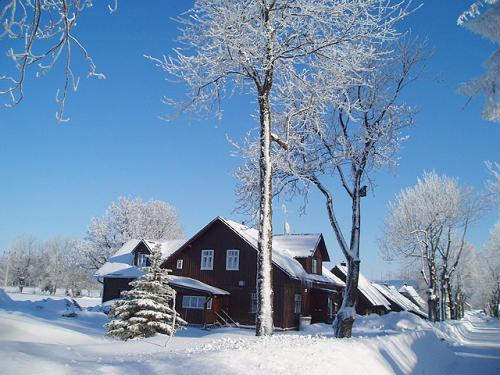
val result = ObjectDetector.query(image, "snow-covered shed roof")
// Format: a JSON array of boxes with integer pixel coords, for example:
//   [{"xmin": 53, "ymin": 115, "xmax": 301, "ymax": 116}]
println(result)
[
  {"xmin": 371, "ymin": 282, "xmax": 427, "ymax": 318},
  {"xmin": 399, "ymin": 284, "xmax": 427, "ymax": 310},
  {"xmin": 222, "ymin": 218, "xmax": 342, "ymax": 286},
  {"xmin": 374, "ymin": 279, "xmax": 419, "ymax": 291},
  {"xmin": 333, "ymin": 265, "xmax": 391, "ymax": 309},
  {"xmin": 95, "ymin": 262, "xmax": 143, "ymax": 279},
  {"xmin": 169, "ymin": 276, "xmax": 229, "ymax": 296}
]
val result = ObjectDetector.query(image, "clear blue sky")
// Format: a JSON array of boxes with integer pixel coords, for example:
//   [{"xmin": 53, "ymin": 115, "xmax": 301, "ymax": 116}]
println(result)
[{"xmin": 0, "ymin": 1, "xmax": 498, "ymax": 279}]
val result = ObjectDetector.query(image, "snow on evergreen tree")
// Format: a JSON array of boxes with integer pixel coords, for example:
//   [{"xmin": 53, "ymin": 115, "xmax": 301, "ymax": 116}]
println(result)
[{"xmin": 106, "ymin": 245, "xmax": 185, "ymax": 340}]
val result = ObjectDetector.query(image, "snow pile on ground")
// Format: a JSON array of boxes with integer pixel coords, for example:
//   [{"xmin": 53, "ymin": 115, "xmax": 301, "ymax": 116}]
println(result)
[{"xmin": 1, "ymin": 291, "xmax": 498, "ymax": 375}]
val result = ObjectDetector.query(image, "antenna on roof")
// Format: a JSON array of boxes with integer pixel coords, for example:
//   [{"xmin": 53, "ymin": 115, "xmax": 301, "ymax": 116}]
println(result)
[{"xmin": 282, "ymin": 204, "xmax": 291, "ymax": 235}]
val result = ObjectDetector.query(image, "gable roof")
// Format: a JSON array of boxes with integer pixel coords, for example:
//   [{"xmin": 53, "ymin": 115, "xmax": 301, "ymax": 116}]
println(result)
[{"xmin": 332, "ymin": 264, "xmax": 391, "ymax": 309}]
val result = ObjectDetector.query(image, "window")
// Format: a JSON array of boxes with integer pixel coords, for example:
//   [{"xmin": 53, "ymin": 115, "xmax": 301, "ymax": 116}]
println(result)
[
  {"xmin": 200, "ymin": 250, "xmax": 214, "ymax": 270},
  {"xmin": 136, "ymin": 253, "xmax": 150, "ymax": 268},
  {"xmin": 294, "ymin": 294, "xmax": 302, "ymax": 314},
  {"xmin": 312, "ymin": 259, "xmax": 318, "ymax": 274},
  {"xmin": 226, "ymin": 249, "xmax": 240, "ymax": 270},
  {"xmin": 182, "ymin": 295, "xmax": 212, "ymax": 310},
  {"xmin": 177, "ymin": 259, "xmax": 183, "ymax": 269},
  {"xmin": 250, "ymin": 292, "xmax": 258, "ymax": 313}
]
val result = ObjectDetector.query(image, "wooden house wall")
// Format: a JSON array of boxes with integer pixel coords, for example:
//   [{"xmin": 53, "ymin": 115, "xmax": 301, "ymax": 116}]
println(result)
[
  {"xmin": 164, "ymin": 219, "xmax": 303, "ymax": 328},
  {"xmin": 102, "ymin": 277, "xmax": 135, "ymax": 303}
]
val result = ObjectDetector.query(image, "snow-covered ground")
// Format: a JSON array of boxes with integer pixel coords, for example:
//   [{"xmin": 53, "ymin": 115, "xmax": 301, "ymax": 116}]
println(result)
[{"xmin": 1, "ymin": 290, "xmax": 499, "ymax": 375}]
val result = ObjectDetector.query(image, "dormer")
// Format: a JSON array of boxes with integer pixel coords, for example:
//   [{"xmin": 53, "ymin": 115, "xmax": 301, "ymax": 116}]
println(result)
[
  {"xmin": 131, "ymin": 241, "xmax": 152, "ymax": 267},
  {"xmin": 273, "ymin": 233, "xmax": 330, "ymax": 275}
]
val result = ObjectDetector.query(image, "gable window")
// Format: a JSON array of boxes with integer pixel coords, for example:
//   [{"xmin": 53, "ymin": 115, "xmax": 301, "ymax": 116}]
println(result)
[
  {"xmin": 226, "ymin": 249, "xmax": 240, "ymax": 271},
  {"xmin": 250, "ymin": 292, "xmax": 258, "ymax": 313},
  {"xmin": 136, "ymin": 253, "xmax": 150, "ymax": 268},
  {"xmin": 294, "ymin": 294, "xmax": 302, "ymax": 314},
  {"xmin": 200, "ymin": 250, "xmax": 214, "ymax": 270},
  {"xmin": 182, "ymin": 295, "xmax": 212, "ymax": 310},
  {"xmin": 176, "ymin": 259, "xmax": 183, "ymax": 270},
  {"xmin": 312, "ymin": 259, "xmax": 318, "ymax": 274}
]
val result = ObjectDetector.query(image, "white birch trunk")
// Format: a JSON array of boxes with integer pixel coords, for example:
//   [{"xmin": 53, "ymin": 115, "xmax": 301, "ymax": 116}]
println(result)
[{"xmin": 256, "ymin": 91, "xmax": 274, "ymax": 336}]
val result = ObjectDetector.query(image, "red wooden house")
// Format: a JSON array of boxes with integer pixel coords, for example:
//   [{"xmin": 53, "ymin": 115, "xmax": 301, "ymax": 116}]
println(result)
[{"xmin": 96, "ymin": 216, "xmax": 344, "ymax": 330}]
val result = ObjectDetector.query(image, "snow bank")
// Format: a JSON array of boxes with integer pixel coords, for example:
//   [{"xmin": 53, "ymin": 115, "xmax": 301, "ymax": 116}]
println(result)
[
  {"xmin": 1, "ymin": 298, "xmax": 497, "ymax": 375},
  {"xmin": 0, "ymin": 288, "xmax": 12, "ymax": 304}
]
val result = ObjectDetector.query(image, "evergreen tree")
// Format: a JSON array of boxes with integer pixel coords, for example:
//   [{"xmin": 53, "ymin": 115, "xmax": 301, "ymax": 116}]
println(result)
[{"xmin": 106, "ymin": 245, "xmax": 185, "ymax": 340}]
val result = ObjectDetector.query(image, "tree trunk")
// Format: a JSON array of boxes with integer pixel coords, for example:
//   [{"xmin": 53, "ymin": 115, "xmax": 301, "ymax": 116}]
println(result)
[
  {"xmin": 333, "ymin": 189, "xmax": 361, "ymax": 338},
  {"xmin": 255, "ymin": 90, "xmax": 274, "ymax": 336},
  {"xmin": 427, "ymin": 261, "xmax": 439, "ymax": 322},
  {"xmin": 333, "ymin": 258, "xmax": 360, "ymax": 338}
]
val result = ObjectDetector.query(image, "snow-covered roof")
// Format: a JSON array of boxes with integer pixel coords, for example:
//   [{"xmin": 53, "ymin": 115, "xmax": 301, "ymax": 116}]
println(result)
[
  {"xmin": 111, "ymin": 239, "xmax": 186, "ymax": 260},
  {"xmin": 144, "ymin": 239, "xmax": 187, "ymax": 260},
  {"xmin": 94, "ymin": 262, "xmax": 143, "ymax": 279},
  {"xmin": 112, "ymin": 239, "xmax": 142, "ymax": 257},
  {"xmin": 399, "ymin": 285, "xmax": 427, "ymax": 310},
  {"xmin": 222, "ymin": 218, "xmax": 342, "ymax": 286},
  {"xmin": 334, "ymin": 265, "xmax": 391, "ymax": 309},
  {"xmin": 374, "ymin": 279, "xmax": 419, "ymax": 291},
  {"xmin": 272, "ymin": 234, "xmax": 322, "ymax": 258},
  {"xmin": 371, "ymin": 282, "xmax": 427, "ymax": 318},
  {"xmin": 169, "ymin": 276, "xmax": 229, "ymax": 295}
]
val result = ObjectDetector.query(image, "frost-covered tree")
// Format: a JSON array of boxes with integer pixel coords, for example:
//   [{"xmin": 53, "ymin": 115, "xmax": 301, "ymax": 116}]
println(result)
[
  {"xmin": 4, "ymin": 235, "xmax": 39, "ymax": 291},
  {"xmin": 380, "ymin": 172, "xmax": 481, "ymax": 321},
  {"xmin": 481, "ymin": 220, "xmax": 500, "ymax": 316},
  {"xmin": 234, "ymin": 38, "xmax": 423, "ymax": 337},
  {"xmin": 79, "ymin": 197, "xmax": 184, "ymax": 270},
  {"xmin": 458, "ymin": 0, "xmax": 500, "ymax": 123},
  {"xmin": 106, "ymin": 245, "xmax": 185, "ymax": 340},
  {"xmin": 0, "ymin": 0, "xmax": 112, "ymax": 121},
  {"xmin": 151, "ymin": 0, "xmax": 411, "ymax": 336}
]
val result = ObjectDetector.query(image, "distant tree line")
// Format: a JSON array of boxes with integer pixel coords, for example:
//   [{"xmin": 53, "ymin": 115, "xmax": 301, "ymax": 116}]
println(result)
[{"xmin": 0, "ymin": 196, "xmax": 184, "ymax": 296}]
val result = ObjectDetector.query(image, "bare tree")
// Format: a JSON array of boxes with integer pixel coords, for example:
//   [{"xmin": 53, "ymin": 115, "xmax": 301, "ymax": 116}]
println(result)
[
  {"xmin": 0, "ymin": 0, "xmax": 109, "ymax": 121},
  {"xmin": 150, "ymin": 0, "xmax": 411, "ymax": 336},
  {"xmin": 78, "ymin": 196, "xmax": 184, "ymax": 270}
]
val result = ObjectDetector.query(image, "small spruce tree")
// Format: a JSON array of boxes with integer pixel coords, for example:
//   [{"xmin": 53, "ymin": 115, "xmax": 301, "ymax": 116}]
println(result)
[{"xmin": 106, "ymin": 244, "xmax": 185, "ymax": 340}]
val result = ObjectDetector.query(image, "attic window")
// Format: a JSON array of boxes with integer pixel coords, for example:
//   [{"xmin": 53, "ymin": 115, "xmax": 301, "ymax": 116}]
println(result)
[
  {"xmin": 136, "ymin": 253, "xmax": 150, "ymax": 268},
  {"xmin": 312, "ymin": 259, "xmax": 318, "ymax": 274}
]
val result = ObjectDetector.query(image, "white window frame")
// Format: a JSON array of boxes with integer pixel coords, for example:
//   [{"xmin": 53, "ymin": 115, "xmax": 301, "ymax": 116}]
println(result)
[
  {"xmin": 312, "ymin": 258, "xmax": 318, "ymax": 274},
  {"xmin": 226, "ymin": 249, "xmax": 240, "ymax": 271},
  {"xmin": 182, "ymin": 295, "xmax": 212, "ymax": 310},
  {"xmin": 250, "ymin": 292, "xmax": 258, "ymax": 313},
  {"xmin": 136, "ymin": 253, "xmax": 149, "ymax": 268},
  {"xmin": 200, "ymin": 249, "xmax": 214, "ymax": 270},
  {"xmin": 176, "ymin": 259, "xmax": 183, "ymax": 270},
  {"xmin": 294, "ymin": 294, "xmax": 302, "ymax": 314}
]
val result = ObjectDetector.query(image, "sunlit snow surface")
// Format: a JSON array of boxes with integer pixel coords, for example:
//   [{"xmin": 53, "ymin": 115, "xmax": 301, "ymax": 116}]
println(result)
[{"xmin": 1, "ymin": 290, "xmax": 499, "ymax": 375}]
